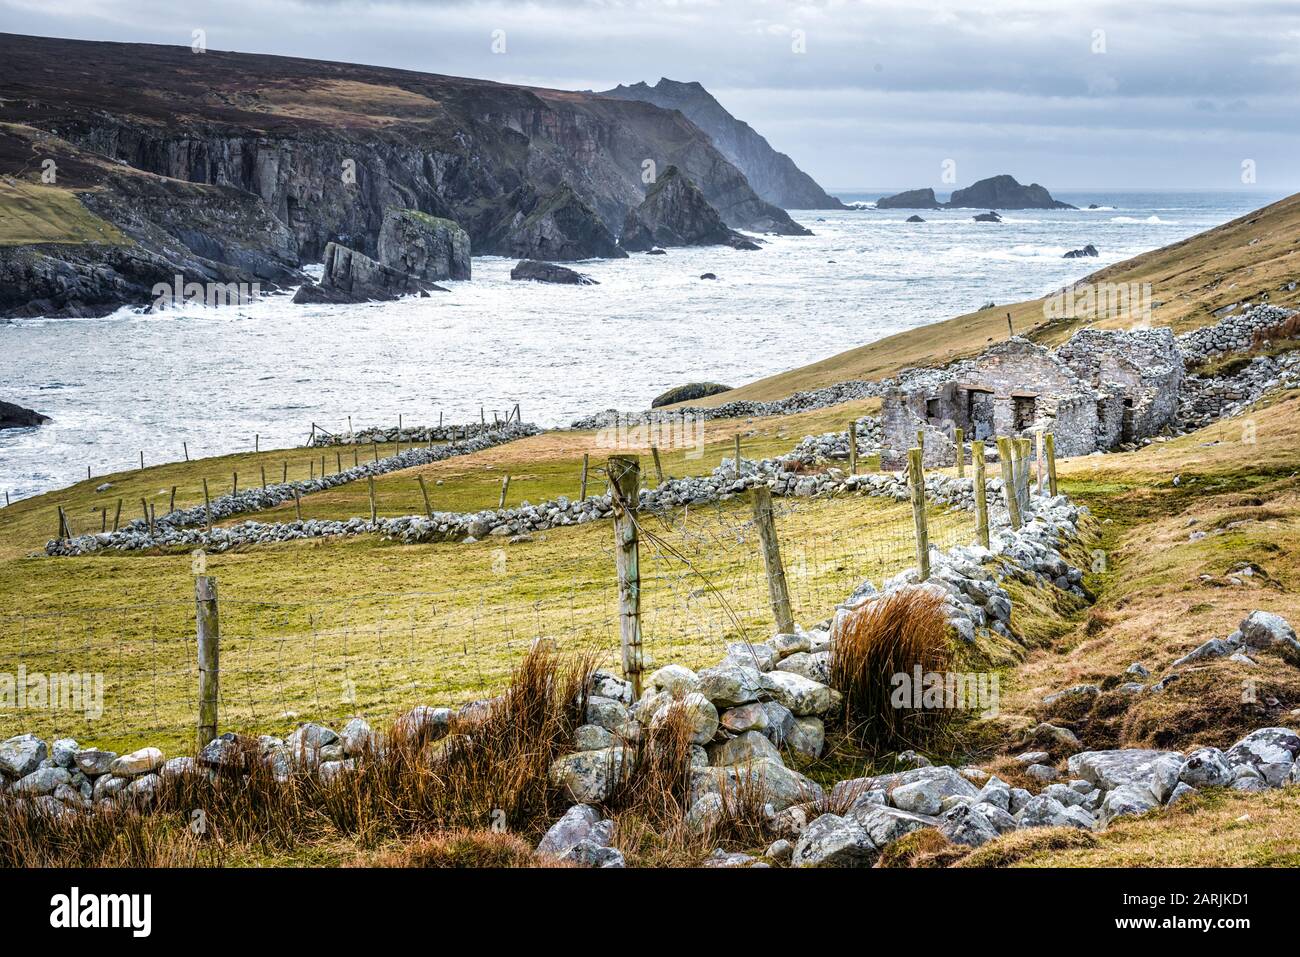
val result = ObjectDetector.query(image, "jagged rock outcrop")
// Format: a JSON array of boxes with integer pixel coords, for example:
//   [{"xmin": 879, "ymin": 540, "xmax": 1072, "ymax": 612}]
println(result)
[
  {"xmin": 504, "ymin": 185, "xmax": 626, "ymax": 261},
  {"xmin": 621, "ymin": 167, "xmax": 759, "ymax": 252},
  {"xmin": 1063, "ymin": 244, "xmax": 1099, "ymax": 259},
  {"xmin": 600, "ymin": 79, "xmax": 843, "ymax": 211},
  {"xmin": 877, "ymin": 176, "xmax": 1075, "ymax": 212},
  {"xmin": 948, "ymin": 175, "xmax": 1075, "ymax": 210},
  {"xmin": 0, "ymin": 34, "xmax": 809, "ymax": 316},
  {"xmin": 510, "ymin": 260, "xmax": 598, "ymax": 285},
  {"xmin": 973, "ymin": 211, "xmax": 1003, "ymax": 223},
  {"xmin": 876, "ymin": 188, "xmax": 942, "ymax": 210},
  {"xmin": 377, "ymin": 209, "xmax": 471, "ymax": 281},
  {"xmin": 292, "ymin": 242, "xmax": 445, "ymax": 304},
  {"xmin": 0, "ymin": 400, "xmax": 51, "ymax": 429}
]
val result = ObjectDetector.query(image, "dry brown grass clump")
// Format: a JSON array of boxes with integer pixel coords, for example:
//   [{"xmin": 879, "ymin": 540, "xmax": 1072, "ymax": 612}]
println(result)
[
  {"xmin": 955, "ymin": 827, "xmax": 1099, "ymax": 867},
  {"xmin": 368, "ymin": 829, "xmax": 562, "ymax": 868},
  {"xmin": 0, "ymin": 644, "xmax": 594, "ymax": 867},
  {"xmin": 874, "ymin": 828, "xmax": 967, "ymax": 868},
  {"xmin": 830, "ymin": 588, "xmax": 956, "ymax": 751}
]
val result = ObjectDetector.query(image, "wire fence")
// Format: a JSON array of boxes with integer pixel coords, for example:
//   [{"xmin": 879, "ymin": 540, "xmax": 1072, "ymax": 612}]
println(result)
[{"xmin": 1, "ymin": 457, "xmax": 1004, "ymax": 753}]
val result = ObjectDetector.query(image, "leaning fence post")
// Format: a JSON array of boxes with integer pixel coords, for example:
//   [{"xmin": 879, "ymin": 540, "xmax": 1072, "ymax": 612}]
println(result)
[
  {"xmin": 651, "ymin": 446, "xmax": 665, "ymax": 485},
  {"xmin": 112, "ymin": 498, "xmax": 122, "ymax": 532},
  {"xmin": 908, "ymin": 447, "xmax": 931, "ymax": 581},
  {"xmin": 752, "ymin": 486, "xmax": 795, "ymax": 634},
  {"xmin": 608, "ymin": 456, "xmax": 644, "ymax": 698},
  {"xmin": 997, "ymin": 437, "xmax": 1022, "ymax": 530},
  {"xmin": 733, "ymin": 433, "xmax": 742, "ymax": 479},
  {"xmin": 955, "ymin": 427, "xmax": 965, "ymax": 478},
  {"xmin": 1045, "ymin": 432, "xmax": 1059, "ymax": 497},
  {"xmin": 417, "ymin": 475, "xmax": 433, "ymax": 517},
  {"xmin": 1017, "ymin": 437, "xmax": 1033, "ymax": 509},
  {"xmin": 368, "ymin": 475, "xmax": 378, "ymax": 523},
  {"xmin": 972, "ymin": 440, "xmax": 990, "ymax": 548},
  {"xmin": 202, "ymin": 478, "xmax": 212, "ymax": 530},
  {"xmin": 847, "ymin": 420, "xmax": 858, "ymax": 475},
  {"xmin": 195, "ymin": 575, "xmax": 220, "ymax": 751},
  {"xmin": 498, "ymin": 474, "xmax": 511, "ymax": 509},
  {"xmin": 1034, "ymin": 430, "xmax": 1045, "ymax": 496},
  {"xmin": 579, "ymin": 453, "xmax": 590, "ymax": 502}
]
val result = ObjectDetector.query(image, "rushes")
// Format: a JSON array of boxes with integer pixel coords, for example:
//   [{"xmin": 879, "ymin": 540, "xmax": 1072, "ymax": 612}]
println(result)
[{"xmin": 829, "ymin": 587, "xmax": 955, "ymax": 752}]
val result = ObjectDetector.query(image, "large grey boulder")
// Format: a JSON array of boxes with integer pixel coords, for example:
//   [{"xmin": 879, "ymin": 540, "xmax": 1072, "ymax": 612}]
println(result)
[
  {"xmin": 585, "ymin": 695, "xmax": 630, "ymax": 731},
  {"xmin": 12, "ymin": 766, "xmax": 70, "ymax": 796},
  {"xmin": 707, "ymin": 730, "xmax": 782, "ymax": 767},
  {"xmin": 695, "ymin": 662, "xmax": 763, "ymax": 708},
  {"xmin": 1225, "ymin": 727, "xmax": 1300, "ymax": 771},
  {"xmin": 73, "ymin": 749, "xmax": 117, "ymax": 777},
  {"xmin": 651, "ymin": 692, "xmax": 718, "ymax": 745},
  {"xmin": 1067, "ymin": 748, "xmax": 1184, "ymax": 792},
  {"xmin": 509, "ymin": 259, "xmax": 598, "ymax": 285},
  {"xmin": 759, "ymin": 671, "xmax": 842, "ymax": 716},
  {"xmin": 1099, "ymin": 784, "xmax": 1159, "ymax": 825},
  {"xmin": 1237, "ymin": 611, "xmax": 1299, "ymax": 650},
  {"xmin": 791, "ymin": 814, "xmax": 876, "ymax": 867},
  {"xmin": 850, "ymin": 804, "xmax": 939, "ymax": 848},
  {"xmin": 51, "ymin": 738, "xmax": 79, "ymax": 769},
  {"xmin": 377, "ymin": 208, "xmax": 471, "ymax": 281},
  {"xmin": 719, "ymin": 702, "xmax": 769, "ymax": 735},
  {"xmin": 340, "ymin": 718, "xmax": 375, "ymax": 756},
  {"xmin": 1178, "ymin": 747, "xmax": 1234, "ymax": 788},
  {"xmin": 1172, "ymin": 638, "xmax": 1235, "ymax": 667},
  {"xmin": 647, "ymin": 664, "xmax": 700, "ymax": 696},
  {"xmin": 1017, "ymin": 794, "xmax": 1092, "ymax": 829},
  {"xmin": 939, "ymin": 804, "xmax": 1001, "ymax": 847},
  {"xmin": 786, "ymin": 716, "xmax": 825, "ymax": 759},
  {"xmin": 537, "ymin": 804, "xmax": 603, "ymax": 857},
  {"xmin": 548, "ymin": 747, "xmax": 633, "ymax": 803},
  {"xmin": 690, "ymin": 759, "xmax": 822, "ymax": 812},
  {"xmin": 573, "ymin": 725, "xmax": 617, "ymax": 752},
  {"xmin": 0, "ymin": 734, "xmax": 47, "ymax": 779}
]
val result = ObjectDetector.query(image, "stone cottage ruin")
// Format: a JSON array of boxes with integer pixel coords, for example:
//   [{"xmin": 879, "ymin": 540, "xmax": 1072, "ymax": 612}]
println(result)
[{"xmin": 880, "ymin": 329, "xmax": 1183, "ymax": 469}]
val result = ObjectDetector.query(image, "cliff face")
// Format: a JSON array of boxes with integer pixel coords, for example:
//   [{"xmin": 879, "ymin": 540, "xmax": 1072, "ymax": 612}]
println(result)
[
  {"xmin": 0, "ymin": 33, "xmax": 809, "ymax": 316},
  {"xmin": 600, "ymin": 79, "xmax": 843, "ymax": 211}
]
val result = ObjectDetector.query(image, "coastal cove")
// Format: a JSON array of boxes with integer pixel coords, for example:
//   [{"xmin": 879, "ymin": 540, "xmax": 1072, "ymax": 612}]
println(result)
[{"xmin": 0, "ymin": 189, "xmax": 1281, "ymax": 501}]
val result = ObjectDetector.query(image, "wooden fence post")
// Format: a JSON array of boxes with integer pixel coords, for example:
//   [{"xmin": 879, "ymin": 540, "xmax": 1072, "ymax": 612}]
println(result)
[
  {"xmin": 261, "ymin": 465, "xmax": 267, "ymax": 490},
  {"xmin": 847, "ymin": 420, "xmax": 858, "ymax": 475},
  {"xmin": 996, "ymin": 437, "xmax": 1022, "ymax": 530},
  {"xmin": 183, "ymin": 442, "xmax": 189, "ymax": 462},
  {"xmin": 1045, "ymin": 432, "xmax": 1059, "ymax": 497},
  {"xmin": 195, "ymin": 575, "xmax": 220, "ymax": 751},
  {"xmin": 608, "ymin": 456, "xmax": 644, "ymax": 698},
  {"xmin": 908, "ymin": 447, "xmax": 931, "ymax": 580},
  {"xmin": 972, "ymin": 440, "xmax": 990, "ymax": 548},
  {"xmin": 752, "ymin": 486, "xmax": 795, "ymax": 634},
  {"xmin": 232, "ymin": 471, "xmax": 238, "ymax": 496},
  {"xmin": 368, "ymin": 476, "xmax": 378, "ymax": 523},
  {"xmin": 651, "ymin": 447, "xmax": 665, "ymax": 485},
  {"xmin": 733, "ymin": 433, "xmax": 742, "ymax": 479},
  {"xmin": 417, "ymin": 475, "xmax": 433, "ymax": 517},
  {"xmin": 1017, "ymin": 437, "xmax": 1033, "ymax": 509},
  {"xmin": 498, "ymin": 474, "xmax": 511, "ymax": 509},
  {"xmin": 579, "ymin": 453, "xmax": 590, "ymax": 502},
  {"xmin": 112, "ymin": 498, "xmax": 122, "ymax": 532},
  {"xmin": 294, "ymin": 488, "xmax": 303, "ymax": 522},
  {"xmin": 955, "ymin": 427, "xmax": 965, "ymax": 478}
]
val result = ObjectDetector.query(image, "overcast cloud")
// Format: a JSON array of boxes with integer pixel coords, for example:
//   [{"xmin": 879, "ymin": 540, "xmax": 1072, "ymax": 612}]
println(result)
[{"xmin": 3, "ymin": 0, "xmax": 1297, "ymax": 190}]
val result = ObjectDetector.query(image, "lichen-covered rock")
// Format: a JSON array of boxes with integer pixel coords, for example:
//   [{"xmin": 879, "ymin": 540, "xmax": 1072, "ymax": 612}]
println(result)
[
  {"xmin": 340, "ymin": 718, "xmax": 375, "ymax": 756},
  {"xmin": 786, "ymin": 716, "xmax": 825, "ymax": 759},
  {"xmin": 1067, "ymin": 748, "xmax": 1184, "ymax": 792},
  {"xmin": 585, "ymin": 695, "xmax": 630, "ymax": 731},
  {"xmin": 651, "ymin": 692, "xmax": 718, "ymax": 745},
  {"xmin": 73, "ymin": 749, "xmax": 117, "ymax": 777},
  {"xmin": 548, "ymin": 747, "xmax": 633, "ymax": 803},
  {"xmin": 1225, "ymin": 727, "xmax": 1300, "ymax": 771},
  {"xmin": 507, "ymin": 184, "xmax": 627, "ymax": 261},
  {"xmin": 695, "ymin": 662, "xmax": 762, "ymax": 708},
  {"xmin": 690, "ymin": 759, "xmax": 822, "ymax": 812},
  {"xmin": 791, "ymin": 813, "xmax": 876, "ymax": 867},
  {"xmin": 707, "ymin": 730, "xmax": 782, "ymax": 767},
  {"xmin": 573, "ymin": 724, "xmax": 617, "ymax": 752},
  {"xmin": 537, "ymin": 803, "xmax": 603, "ymax": 857},
  {"xmin": 1237, "ymin": 611, "xmax": 1299, "ymax": 650},
  {"xmin": 647, "ymin": 664, "xmax": 701, "ymax": 696},
  {"xmin": 51, "ymin": 738, "xmax": 79, "ymax": 769},
  {"xmin": 0, "ymin": 734, "xmax": 47, "ymax": 779},
  {"xmin": 759, "ymin": 671, "xmax": 842, "ymax": 716},
  {"xmin": 1178, "ymin": 747, "xmax": 1234, "ymax": 788},
  {"xmin": 939, "ymin": 803, "xmax": 1000, "ymax": 847},
  {"xmin": 12, "ymin": 766, "xmax": 70, "ymax": 796},
  {"xmin": 849, "ymin": 804, "xmax": 938, "ymax": 848},
  {"xmin": 719, "ymin": 702, "xmax": 769, "ymax": 735},
  {"xmin": 1099, "ymin": 784, "xmax": 1159, "ymax": 825}
]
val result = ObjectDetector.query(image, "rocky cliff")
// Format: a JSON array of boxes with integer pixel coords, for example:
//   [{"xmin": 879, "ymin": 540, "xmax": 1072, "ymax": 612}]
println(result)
[
  {"xmin": 600, "ymin": 79, "xmax": 843, "ymax": 211},
  {"xmin": 0, "ymin": 33, "xmax": 808, "ymax": 316},
  {"xmin": 620, "ymin": 166, "xmax": 759, "ymax": 252}
]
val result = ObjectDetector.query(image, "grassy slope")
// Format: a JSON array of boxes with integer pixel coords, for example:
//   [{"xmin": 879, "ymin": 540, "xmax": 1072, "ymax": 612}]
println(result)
[
  {"xmin": 0, "ymin": 180, "xmax": 128, "ymax": 246},
  {"xmin": 679, "ymin": 192, "xmax": 1300, "ymax": 406}
]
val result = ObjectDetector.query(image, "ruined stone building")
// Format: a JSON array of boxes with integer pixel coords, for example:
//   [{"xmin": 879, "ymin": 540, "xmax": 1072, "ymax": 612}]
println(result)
[{"xmin": 880, "ymin": 329, "xmax": 1183, "ymax": 469}]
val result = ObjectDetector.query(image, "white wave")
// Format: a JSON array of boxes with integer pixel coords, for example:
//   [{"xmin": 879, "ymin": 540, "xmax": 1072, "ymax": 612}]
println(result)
[{"xmin": 1111, "ymin": 215, "xmax": 1171, "ymax": 224}]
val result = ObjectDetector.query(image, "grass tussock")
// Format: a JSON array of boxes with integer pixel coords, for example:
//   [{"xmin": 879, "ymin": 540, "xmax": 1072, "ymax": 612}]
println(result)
[
  {"xmin": 830, "ymin": 587, "xmax": 956, "ymax": 752},
  {"xmin": 367, "ymin": 829, "xmax": 562, "ymax": 868},
  {"xmin": 955, "ymin": 827, "xmax": 1100, "ymax": 867},
  {"xmin": 874, "ymin": 828, "xmax": 967, "ymax": 868}
]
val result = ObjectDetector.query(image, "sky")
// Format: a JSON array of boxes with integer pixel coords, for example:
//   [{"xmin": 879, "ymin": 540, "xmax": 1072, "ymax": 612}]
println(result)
[{"xmin": 2, "ymin": 0, "xmax": 1298, "ymax": 191}]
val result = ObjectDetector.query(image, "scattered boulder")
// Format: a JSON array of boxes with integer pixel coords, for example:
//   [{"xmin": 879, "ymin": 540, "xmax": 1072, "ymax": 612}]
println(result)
[
  {"xmin": 876, "ymin": 188, "xmax": 941, "ymax": 210},
  {"xmin": 1237, "ymin": 611, "xmax": 1299, "ymax": 650},
  {"xmin": 905, "ymin": 215, "xmax": 926, "ymax": 223},
  {"xmin": 972, "ymin": 211, "xmax": 1003, "ymax": 223},
  {"xmin": 0, "ymin": 734, "xmax": 48, "ymax": 779},
  {"xmin": 1178, "ymin": 747, "xmax": 1234, "ymax": 788},
  {"xmin": 1063, "ymin": 244, "xmax": 1099, "ymax": 259},
  {"xmin": 537, "ymin": 803, "xmax": 603, "ymax": 857},
  {"xmin": 791, "ymin": 813, "xmax": 876, "ymax": 867},
  {"xmin": 509, "ymin": 259, "xmax": 598, "ymax": 285},
  {"xmin": 548, "ymin": 747, "xmax": 634, "ymax": 803},
  {"xmin": 650, "ymin": 382, "xmax": 732, "ymax": 408}
]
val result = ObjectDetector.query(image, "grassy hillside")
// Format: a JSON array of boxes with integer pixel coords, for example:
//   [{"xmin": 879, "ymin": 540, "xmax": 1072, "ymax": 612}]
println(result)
[
  {"xmin": 0, "ymin": 181, "xmax": 128, "ymax": 246},
  {"xmin": 682, "ymin": 191, "xmax": 1300, "ymax": 406}
]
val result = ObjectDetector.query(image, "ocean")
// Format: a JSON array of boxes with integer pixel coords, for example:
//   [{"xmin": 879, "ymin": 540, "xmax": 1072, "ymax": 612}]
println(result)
[{"xmin": 0, "ymin": 188, "xmax": 1283, "ymax": 501}]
